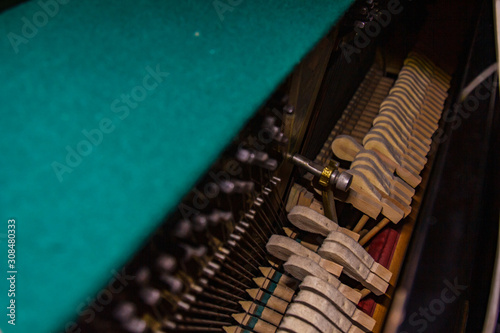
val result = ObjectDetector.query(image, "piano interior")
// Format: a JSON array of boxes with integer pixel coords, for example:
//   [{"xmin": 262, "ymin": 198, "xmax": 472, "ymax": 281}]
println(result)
[{"xmin": 73, "ymin": 0, "xmax": 500, "ymax": 332}]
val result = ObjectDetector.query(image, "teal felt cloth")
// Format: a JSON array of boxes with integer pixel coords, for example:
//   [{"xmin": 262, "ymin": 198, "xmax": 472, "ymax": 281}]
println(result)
[{"xmin": 0, "ymin": 0, "xmax": 353, "ymax": 332}]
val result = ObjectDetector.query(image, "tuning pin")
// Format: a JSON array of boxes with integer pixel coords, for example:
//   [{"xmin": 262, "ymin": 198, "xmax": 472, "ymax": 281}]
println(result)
[
  {"xmin": 113, "ymin": 302, "xmax": 136, "ymax": 323},
  {"xmin": 229, "ymin": 233, "xmax": 242, "ymax": 242},
  {"xmin": 236, "ymin": 148, "xmax": 266, "ymax": 164},
  {"xmin": 354, "ymin": 20, "xmax": 366, "ymax": 29},
  {"xmin": 122, "ymin": 316, "xmax": 147, "ymax": 333},
  {"xmin": 359, "ymin": 6, "xmax": 369, "ymax": 16},
  {"xmin": 163, "ymin": 320, "xmax": 176, "ymax": 330},
  {"xmin": 236, "ymin": 148, "xmax": 278, "ymax": 170},
  {"xmin": 219, "ymin": 180, "xmax": 234, "ymax": 194},
  {"xmin": 139, "ymin": 287, "xmax": 161, "ymax": 306},
  {"xmin": 245, "ymin": 211, "xmax": 256, "ymax": 220},
  {"xmin": 156, "ymin": 254, "xmax": 177, "ymax": 273},
  {"xmin": 214, "ymin": 252, "xmax": 226, "ymax": 262},
  {"xmin": 207, "ymin": 261, "xmax": 221, "ymax": 272},
  {"xmin": 192, "ymin": 215, "xmax": 208, "ymax": 231},
  {"xmin": 173, "ymin": 313, "xmax": 185, "ymax": 321},
  {"xmin": 135, "ymin": 267, "xmax": 150, "ymax": 285},
  {"xmin": 262, "ymin": 116, "xmax": 277, "ymax": 128},
  {"xmin": 207, "ymin": 210, "xmax": 233, "ymax": 226},
  {"xmin": 179, "ymin": 244, "xmax": 207, "ymax": 262},
  {"xmin": 177, "ymin": 300, "xmax": 190, "ymax": 311},
  {"xmin": 238, "ymin": 221, "xmax": 250, "ymax": 229},
  {"xmin": 202, "ymin": 267, "xmax": 216, "ymax": 278},
  {"xmin": 190, "ymin": 284, "xmax": 204, "ymax": 294},
  {"xmin": 234, "ymin": 225, "xmax": 246, "ymax": 235},
  {"xmin": 198, "ymin": 278, "xmax": 209, "ymax": 287},
  {"xmin": 274, "ymin": 132, "xmax": 287, "ymax": 144},
  {"xmin": 160, "ymin": 274, "xmax": 183, "ymax": 294},
  {"xmin": 173, "ymin": 219, "xmax": 192, "ymax": 239},
  {"xmin": 262, "ymin": 116, "xmax": 287, "ymax": 144},
  {"xmin": 181, "ymin": 293, "xmax": 197, "ymax": 304},
  {"xmin": 236, "ymin": 180, "xmax": 255, "ymax": 193},
  {"xmin": 219, "ymin": 180, "xmax": 255, "ymax": 194}
]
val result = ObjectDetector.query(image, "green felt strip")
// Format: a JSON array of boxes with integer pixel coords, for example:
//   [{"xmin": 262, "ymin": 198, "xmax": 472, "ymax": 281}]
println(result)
[
  {"xmin": 265, "ymin": 280, "xmax": 278, "ymax": 293},
  {"xmin": 259, "ymin": 290, "xmax": 272, "ymax": 305},
  {"xmin": 254, "ymin": 304, "xmax": 265, "ymax": 318},
  {"xmin": 246, "ymin": 315, "xmax": 258, "ymax": 329},
  {"xmin": 269, "ymin": 270, "xmax": 282, "ymax": 284},
  {"xmin": 0, "ymin": 0, "xmax": 354, "ymax": 332}
]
